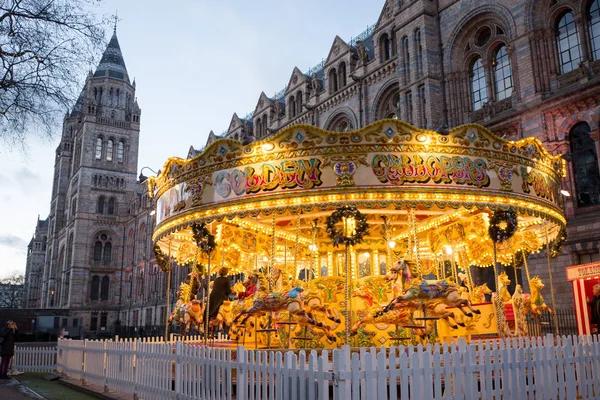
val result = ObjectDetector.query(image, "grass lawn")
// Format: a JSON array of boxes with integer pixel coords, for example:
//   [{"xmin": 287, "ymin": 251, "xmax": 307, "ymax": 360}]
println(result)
[{"xmin": 15, "ymin": 373, "xmax": 99, "ymax": 400}]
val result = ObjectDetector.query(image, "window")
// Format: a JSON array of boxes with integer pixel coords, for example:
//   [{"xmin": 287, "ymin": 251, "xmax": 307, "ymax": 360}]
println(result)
[
  {"xmin": 100, "ymin": 276, "xmax": 109, "ymax": 300},
  {"xmin": 91, "ymin": 276, "xmax": 99, "ymax": 300},
  {"xmin": 106, "ymin": 139, "xmax": 113, "ymax": 161},
  {"xmin": 95, "ymin": 138, "xmax": 102, "ymax": 159},
  {"xmin": 471, "ymin": 58, "xmax": 488, "ymax": 110},
  {"xmin": 296, "ymin": 91, "xmax": 303, "ymax": 116},
  {"xmin": 71, "ymin": 198, "xmax": 77, "ymax": 217},
  {"xmin": 108, "ymin": 198, "xmax": 115, "ymax": 215},
  {"xmin": 62, "ymin": 318, "xmax": 68, "ymax": 327},
  {"xmin": 415, "ymin": 29, "xmax": 423, "ymax": 77},
  {"xmin": 493, "ymin": 45, "xmax": 513, "ymax": 100},
  {"xmin": 338, "ymin": 63, "xmax": 347, "ymax": 88},
  {"xmin": 405, "ymin": 91, "xmax": 413, "ymax": 124},
  {"xmin": 73, "ymin": 318, "xmax": 78, "ymax": 327},
  {"xmin": 570, "ymin": 122, "xmax": 600, "ymax": 207},
  {"xmin": 329, "ymin": 68, "xmax": 338, "ymax": 93},
  {"xmin": 381, "ymin": 34, "xmax": 392, "ymax": 61},
  {"xmin": 589, "ymin": 0, "xmax": 600, "ymax": 60},
  {"xmin": 556, "ymin": 11, "xmax": 582, "ymax": 74},
  {"xmin": 93, "ymin": 242, "xmax": 102, "ymax": 261},
  {"xmin": 377, "ymin": 87, "xmax": 401, "ymax": 120},
  {"xmin": 97, "ymin": 196, "xmax": 105, "ymax": 214},
  {"xmin": 402, "ymin": 36, "xmax": 410, "ymax": 84},
  {"xmin": 117, "ymin": 141, "xmax": 124, "ymax": 162},
  {"xmin": 289, "ymin": 96, "xmax": 296, "ymax": 118},
  {"xmin": 419, "ymin": 85, "xmax": 426, "ymax": 127},
  {"xmin": 100, "ymin": 312, "xmax": 107, "ymax": 329},
  {"xmin": 103, "ymin": 242, "xmax": 112, "ymax": 262},
  {"xmin": 90, "ymin": 312, "xmax": 98, "ymax": 330}
]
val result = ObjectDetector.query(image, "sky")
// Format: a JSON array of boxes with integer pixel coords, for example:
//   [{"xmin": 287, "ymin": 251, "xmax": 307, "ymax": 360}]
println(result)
[{"xmin": 0, "ymin": 0, "xmax": 384, "ymax": 279}]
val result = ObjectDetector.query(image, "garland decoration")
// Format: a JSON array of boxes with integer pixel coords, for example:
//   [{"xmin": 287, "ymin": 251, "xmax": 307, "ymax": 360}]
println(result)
[
  {"xmin": 488, "ymin": 209, "xmax": 518, "ymax": 243},
  {"xmin": 550, "ymin": 227, "xmax": 567, "ymax": 258},
  {"xmin": 153, "ymin": 244, "xmax": 170, "ymax": 272},
  {"xmin": 192, "ymin": 222, "xmax": 216, "ymax": 254},
  {"xmin": 326, "ymin": 205, "xmax": 369, "ymax": 247}
]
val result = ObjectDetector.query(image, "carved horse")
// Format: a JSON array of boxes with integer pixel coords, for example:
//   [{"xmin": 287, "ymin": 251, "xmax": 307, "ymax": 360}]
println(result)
[
  {"xmin": 526, "ymin": 276, "xmax": 553, "ymax": 317},
  {"xmin": 378, "ymin": 278, "xmax": 481, "ymax": 318},
  {"xmin": 496, "ymin": 272, "xmax": 512, "ymax": 303},
  {"xmin": 469, "ymin": 283, "xmax": 493, "ymax": 304},
  {"xmin": 232, "ymin": 285, "xmax": 336, "ymax": 342}
]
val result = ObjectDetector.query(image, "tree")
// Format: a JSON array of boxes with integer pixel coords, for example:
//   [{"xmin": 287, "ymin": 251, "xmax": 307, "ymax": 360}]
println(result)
[
  {"xmin": 0, "ymin": 0, "xmax": 107, "ymax": 147},
  {"xmin": 0, "ymin": 272, "xmax": 24, "ymax": 308}
]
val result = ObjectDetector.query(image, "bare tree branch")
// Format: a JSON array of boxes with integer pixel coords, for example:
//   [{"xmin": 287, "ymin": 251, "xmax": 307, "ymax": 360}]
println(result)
[{"xmin": 0, "ymin": 0, "xmax": 107, "ymax": 148}]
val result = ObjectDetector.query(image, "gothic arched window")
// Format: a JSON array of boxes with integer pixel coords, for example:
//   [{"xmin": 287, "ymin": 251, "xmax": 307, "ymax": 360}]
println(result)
[
  {"xmin": 338, "ymin": 63, "xmax": 347, "ymax": 88},
  {"xmin": 329, "ymin": 68, "xmax": 338, "ymax": 93},
  {"xmin": 93, "ymin": 242, "xmax": 102, "ymax": 261},
  {"xmin": 97, "ymin": 196, "xmax": 105, "ymax": 214},
  {"xmin": 556, "ymin": 11, "xmax": 582, "ymax": 74},
  {"xmin": 100, "ymin": 276, "xmax": 109, "ymax": 300},
  {"xmin": 471, "ymin": 57, "xmax": 488, "ymax": 110},
  {"xmin": 117, "ymin": 141, "xmax": 124, "ymax": 162},
  {"xmin": 589, "ymin": 0, "xmax": 600, "ymax": 60},
  {"xmin": 402, "ymin": 36, "xmax": 410, "ymax": 84},
  {"xmin": 103, "ymin": 242, "xmax": 112, "ymax": 262},
  {"xmin": 493, "ymin": 45, "xmax": 513, "ymax": 101},
  {"xmin": 327, "ymin": 113, "xmax": 354, "ymax": 132},
  {"xmin": 570, "ymin": 122, "xmax": 600, "ymax": 207},
  {"xmin": 289, "ymin": 96, "xmax": 296, "ymax": 118},
  {"xmin": 414, "ymin": 29, "xmax": 423, "ymax": 77},
  {"xmin": 106, "ymin": 139, "xmax": 114, "ymax": 161},
  {"xmin": 376, "ymin": 86, "xmax": 401, "ymax": 120},
  {"xmin": 91, "ymin": 276, "xmax": 99, "ymax": 301},
  {"xmin": 296, "ymin": 91, "xmax": 303, "ymax": 116},
  {"xmin": 95, "ymin": 138, "xmax": 102, "ymax": 160},
  {"xmin": 108, "ymin": 198, "xmax": 115, "ymax": 215},
  {"xmin": 381, "ymin": 34, "xmax": 392, "ymax": 61}
]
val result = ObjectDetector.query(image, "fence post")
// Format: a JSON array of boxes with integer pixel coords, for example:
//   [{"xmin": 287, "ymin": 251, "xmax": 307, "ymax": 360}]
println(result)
[
  {"xmin": 236, "ymin": 346, "xmax": 247, "ymax": 400},
  {"xmin": 175, "ymin": 341, "xmax": 182, "ymax": 396},
  {"xmin": 81, "ymin": 339, "xmax": 88, "ymax": 386},
  {"xmin": 103, "ymin": 340, "xmax": 108, "ymax": 393},
  {"xmin": 132, "ymin": 340, "xmax": 138, "ymax": 400}
]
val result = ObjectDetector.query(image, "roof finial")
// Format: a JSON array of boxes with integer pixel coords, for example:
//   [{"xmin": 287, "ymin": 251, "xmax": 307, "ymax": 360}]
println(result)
[{"xmin": 113, "ymin": 11, "xmax": 119, "ymax": 34}]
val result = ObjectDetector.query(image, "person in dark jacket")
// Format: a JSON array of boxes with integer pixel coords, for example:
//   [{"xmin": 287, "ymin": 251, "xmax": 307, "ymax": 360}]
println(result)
[
  {"xmin": 0, "ymin": 321, "xmax": 17, "ymax": 379},
  {"xmin": 588, "ymin": 284, "xmax": 600, "ymax": 334},
  {"xmin": 208, "ymin": 267, "xmax": 232, "ymax": 320}
]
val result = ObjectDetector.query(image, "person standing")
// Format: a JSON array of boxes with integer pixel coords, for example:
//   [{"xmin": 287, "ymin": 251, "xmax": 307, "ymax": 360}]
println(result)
[
  {"xmin": 588, "ymin": 284, "xmax": 600, "ymax": 334},
  {"xmin": 208, "ymin": 268, "xmax": 232, "ymax": 320},
  {"xmin": 0, "ymin": 321, "xmax": 17, "ymax": 379}
]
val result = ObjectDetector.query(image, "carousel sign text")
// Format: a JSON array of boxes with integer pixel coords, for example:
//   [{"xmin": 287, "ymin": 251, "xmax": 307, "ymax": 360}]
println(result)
[{"xmin": 214, "ymin": 158, "xmax": 323, "ymax": 199}]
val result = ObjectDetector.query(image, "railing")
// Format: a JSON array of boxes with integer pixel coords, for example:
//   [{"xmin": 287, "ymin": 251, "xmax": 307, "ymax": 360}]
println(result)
[{"xmin": 55, "ymin": 334, "xmax": 600, "ymax": 400}]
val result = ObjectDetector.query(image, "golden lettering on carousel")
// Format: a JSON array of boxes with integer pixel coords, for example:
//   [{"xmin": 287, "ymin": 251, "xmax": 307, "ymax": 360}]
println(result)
[
  {"xmin": 520, "ymin": 167, "xmax": 557, "ymax": 202},
  {"xmin": 371, "ymin": 154, "xmax": 490, "ymax": 188},
  {"xmin": 215, "ymin": 158, "xmax": 323, "ymax": 198}
]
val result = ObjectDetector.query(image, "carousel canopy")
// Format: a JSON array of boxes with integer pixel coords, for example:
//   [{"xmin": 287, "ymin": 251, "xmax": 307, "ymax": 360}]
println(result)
[{"xmin": 148, "ymin": 120, "xmax": 566, "ymax": 273}]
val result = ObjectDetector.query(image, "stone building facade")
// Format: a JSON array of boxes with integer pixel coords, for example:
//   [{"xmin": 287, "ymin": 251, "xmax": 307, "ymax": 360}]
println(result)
[
  {"xmin": 26, "ymin": 0, "xmax": 600, "ymax": 336},
  {"xmin": 198, "ymin": 0, "xmax": 600, "ymax": 309},
  {"xmin": 23, "ymin": 217, "xmax": 48, "ymax": 308}
]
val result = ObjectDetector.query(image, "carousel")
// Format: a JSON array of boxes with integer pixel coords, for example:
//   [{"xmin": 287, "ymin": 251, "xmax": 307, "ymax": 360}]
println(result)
[{"xmin": 148, "ymin": 119, "xmax": 567, "ymax": 349}]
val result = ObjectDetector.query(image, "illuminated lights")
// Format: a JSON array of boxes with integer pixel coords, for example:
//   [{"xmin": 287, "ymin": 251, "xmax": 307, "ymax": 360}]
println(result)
[
  {"xmin": 262, "ymin": 143, "xmax": 275, "ymax": 151},
  {"xmin": 308, "ymin": 243, "xmax": 318, "ymax": 252},
  {"xmin": 445, "ymin": 245, "xmax": 453, "ymax": 255},
  {"xmin": 560, "ymin": 190, "xmax": 571, "ymax": 197},
  {"xmin": 388, "ymin": 240, "xmax": 396, "ymax": 249}
]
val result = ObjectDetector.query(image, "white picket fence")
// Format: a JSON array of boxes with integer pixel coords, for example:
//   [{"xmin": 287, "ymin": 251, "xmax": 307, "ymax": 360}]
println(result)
[
  {"xmin": 13, "ymin": 345, "xmax": 57, "ymax": 373},
  {"xmin": 52, "ymin": 334, "xmax": 600, "ymax": 400}
]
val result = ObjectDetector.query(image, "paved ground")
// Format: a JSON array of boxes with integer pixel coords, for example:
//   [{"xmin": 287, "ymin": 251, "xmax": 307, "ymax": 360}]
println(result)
[{"xmin": 0, "ymin": 373, "xmax": 99, "ymax": 400}]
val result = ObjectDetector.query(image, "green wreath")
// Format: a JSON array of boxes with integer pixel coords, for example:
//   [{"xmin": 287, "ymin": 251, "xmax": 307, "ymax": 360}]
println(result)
[
  {"xmin": 192, "ymin": 222, "xmax": 216, "ymax": 254},
  {"xmin": 153, "ymin": 244, "xmax": 170, "ymax": 272},
  {"xmin": 488, "ymin": 209, "xmax": 518, "ymax": 243},
  {"xmin": 326, "ymin": 206, "xmax": 369, "ymax": 247}
]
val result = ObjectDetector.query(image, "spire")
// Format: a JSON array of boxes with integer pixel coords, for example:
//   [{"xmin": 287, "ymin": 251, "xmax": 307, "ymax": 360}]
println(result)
[{"xmin": 94, "ymin": 31, "xmax": 129, "ymax": 82}]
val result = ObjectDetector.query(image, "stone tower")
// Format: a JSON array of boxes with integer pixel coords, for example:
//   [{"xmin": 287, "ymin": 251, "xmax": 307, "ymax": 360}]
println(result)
[{"xmin": 39, "ymin": 29, "xmax": 141, "ymax": 332}]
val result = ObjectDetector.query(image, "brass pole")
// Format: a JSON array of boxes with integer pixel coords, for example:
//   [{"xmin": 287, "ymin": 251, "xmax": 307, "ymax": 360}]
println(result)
[
  {"xmin": 164, "ymin": 240, "xmax": 172, "ymax": 341},
  {"xmin": 545, "ymin": 224, "xmax": 559, "ymax": 336}
]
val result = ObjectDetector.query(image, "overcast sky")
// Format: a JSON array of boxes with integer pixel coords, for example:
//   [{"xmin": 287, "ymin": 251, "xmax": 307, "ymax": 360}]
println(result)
[{"xmin": 0, "ymin": 0, "xmax": 383, "ymax": 279}]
